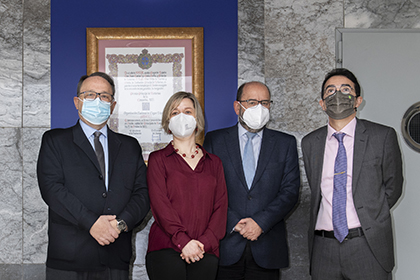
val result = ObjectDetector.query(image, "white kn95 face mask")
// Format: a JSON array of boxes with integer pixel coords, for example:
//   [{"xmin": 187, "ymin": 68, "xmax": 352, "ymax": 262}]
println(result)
[{"xmin": 168, "ymin": 113, "xmax": 197, "ymax": 138}]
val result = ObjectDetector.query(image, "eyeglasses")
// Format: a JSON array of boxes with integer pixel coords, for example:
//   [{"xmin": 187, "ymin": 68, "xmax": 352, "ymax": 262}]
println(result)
[
  {"xmin": 323, "ymin": 84, "xmax": 354, "ymax": 96},
  {"xmin": 238, "ymin": 99, "xmax": 272, "ymax": 108},
  {"xmin": 80, "ymin": 91, "xmax": 114, "ymax": 103}
]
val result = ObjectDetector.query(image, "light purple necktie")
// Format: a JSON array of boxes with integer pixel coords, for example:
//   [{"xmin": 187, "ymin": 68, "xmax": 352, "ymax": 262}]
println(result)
[{"xmin": 332, "ymin": 132, "xmax": 348, "ymax": 243}]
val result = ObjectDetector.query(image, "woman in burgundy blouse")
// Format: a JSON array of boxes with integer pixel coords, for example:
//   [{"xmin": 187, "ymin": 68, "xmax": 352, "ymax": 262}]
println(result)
[{"xmin": 146, "ymin": 91, "xmax": 228, "ymax": 280}]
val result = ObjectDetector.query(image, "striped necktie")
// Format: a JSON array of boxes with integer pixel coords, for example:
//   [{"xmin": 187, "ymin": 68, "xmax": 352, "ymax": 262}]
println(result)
[{"xmin": 94, "ymin": 131, "xmax": 106, "ymax": 182}]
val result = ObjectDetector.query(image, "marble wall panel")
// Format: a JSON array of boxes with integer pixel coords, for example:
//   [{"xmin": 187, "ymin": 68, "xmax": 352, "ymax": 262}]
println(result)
[
  {"xmin": 22, "ymin": 128, "xmax": 48, "ymax": 264},
  {"xmin": 238, "ymin": 0, "xmax": 265, "ymax": 84},
  {"xmin": 0, "ymin": 128, "xmax": 23, "ymax": 263},
  {"xmin": 0, "ymin": 0, "xmax": 23, "ymax": 127},
  {"xmin": 345, "ymin": 0, "xmax": 420, "ymax": 28},
  {"xmin": 132, "ymin": 213, "xmax": 153, "ymax": 280},
  {"xmin": 23, "ymin": 0, "xmax": 51, "ymax": 128},
  {"xmin": 265, "ymin": 0, "xmax": 341, "ymax": 134}
]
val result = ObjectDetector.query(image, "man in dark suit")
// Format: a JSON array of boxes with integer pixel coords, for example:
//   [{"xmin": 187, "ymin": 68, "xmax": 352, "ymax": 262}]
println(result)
[
  {"xmin": 302, "ymin": 68, "xmax": 403, "ymax": 279},
  {"xmin": 37, "ymin": 72, "xmax": 150, "ymax": 279},
  {"xmin": 203, "ymin": 81, "xmax": 300, "ymax": 280}
]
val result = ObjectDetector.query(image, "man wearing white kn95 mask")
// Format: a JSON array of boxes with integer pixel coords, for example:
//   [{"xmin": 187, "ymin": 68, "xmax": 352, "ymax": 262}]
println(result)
[{"xmin": 204, "ymin": 81, "xmax": 300, "ymax": 280}]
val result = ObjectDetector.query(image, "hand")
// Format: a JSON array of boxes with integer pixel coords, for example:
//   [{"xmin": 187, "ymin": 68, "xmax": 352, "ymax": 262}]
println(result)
[
  {"xmin": 180, "ymin": 240, "xmax": 205, "ymax": 264},
  {"xmin": 234, "ymin": 220, "xmax": 246, "ymax": 232},
  {"xmin": 237, "ymin": 218, "xmax": 262, "ymax": 241},
  {"xmin": 89, "ymin": 215, "xmax": 120, "ymax": 246},
  {"xmin": 110, "ymin": 219, "xmax": 122, "ymax": 233}
]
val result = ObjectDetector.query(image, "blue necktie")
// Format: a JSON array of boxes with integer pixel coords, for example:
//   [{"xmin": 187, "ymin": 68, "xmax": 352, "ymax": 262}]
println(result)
[
  {"xmin": 332, "ymin": 132, "xmax": 348, "ymax": 243},
  {"xmin": 243, "ymin": 132, "xmax": 257, "ymax": 189}
]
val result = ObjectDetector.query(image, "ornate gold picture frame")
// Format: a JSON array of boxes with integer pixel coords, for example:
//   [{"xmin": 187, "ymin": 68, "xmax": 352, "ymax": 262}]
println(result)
[{"xmin": 86, "ymin": 27, "xmax": 204, "ymax": 157}]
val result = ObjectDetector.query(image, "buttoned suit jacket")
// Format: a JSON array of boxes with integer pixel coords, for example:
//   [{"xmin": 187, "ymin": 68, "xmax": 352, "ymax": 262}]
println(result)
[
  {"xmin": 203, "ymin": 125, "xmax": 300, "ymax": 269},
  {"xmin": 37, "ymin": 121, "xmax": 150, "ymax": 271},
  {"xmin": 301, "ymin": 118, "xmax": 403, "ymax": 272}
]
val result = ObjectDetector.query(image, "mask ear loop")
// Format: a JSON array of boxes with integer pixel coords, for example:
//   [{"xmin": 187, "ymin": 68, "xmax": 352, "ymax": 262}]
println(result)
[
  {"xmin": 238, "ymin": 101, "xmax": 246, "ymax": 110},
  {"xmin": 237, "ymin": 102, "xmax": 246, "ymax": 123}
]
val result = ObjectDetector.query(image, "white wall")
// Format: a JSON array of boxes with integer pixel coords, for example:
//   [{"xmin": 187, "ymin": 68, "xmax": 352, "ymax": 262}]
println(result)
[{"xmin": 339, "ymin": 29, "xmax": 420, "ymax": 279}]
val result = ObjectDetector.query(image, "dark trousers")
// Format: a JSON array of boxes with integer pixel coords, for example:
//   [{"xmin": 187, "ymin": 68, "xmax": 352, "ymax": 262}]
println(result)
[
  {"xmin": 311, "ymin": 235, "xmax": 391, "ymax": 280},
  {"xmin": 46, "ymin": 267, "xmax": 128, "ymax": 280},
  {"xmin": 146, "ymin": 248, "xmax": 219, "ymax": 280},
  {"xmin": 217, "ymin": 242, "xmax": 280, "ymax": 280}
]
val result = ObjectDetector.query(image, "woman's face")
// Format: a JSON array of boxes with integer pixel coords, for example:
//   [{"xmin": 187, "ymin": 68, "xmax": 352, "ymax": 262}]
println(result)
[{"xmin": 170, "ymin": 98, "xmax": 196, "ymax": 118}]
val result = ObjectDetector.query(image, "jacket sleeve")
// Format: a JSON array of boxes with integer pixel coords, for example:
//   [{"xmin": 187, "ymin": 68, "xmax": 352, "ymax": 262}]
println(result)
[
  {"xmin": 197, "ymin": 159, "xmax": 228, "ymax": 252},
  {"xmin": 382, "ymin": 127, "xmax": 403, "ymax": 208},
  {"xmin": 116, "ymin": 140, "xmax": 150, "ymax": 231},
  {"xmin": 37, "ymin": 131, "xmax": 98, "ymax": 231},
  {"xmin": 252, "ymin": 136, "xmax": 301, "ymax": 233},
  {"xmin": 147, "ymin": 152, "xmax": 192, "ymax": 251},
  {"xmin": 204, "ymin": 132, "xmax": 241, "ymax": 236}
]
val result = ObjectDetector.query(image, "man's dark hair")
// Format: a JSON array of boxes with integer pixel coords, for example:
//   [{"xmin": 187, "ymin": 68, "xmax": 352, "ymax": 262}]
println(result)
[
  {"xmin": 236, "ymin": 81, "xmax": 271, "ymax": 101},
  {"xmin": 321, "ymin": 68, "xmax": 361, "ymax": 99},
  {"xmin": 76, "ymin": 72, "xmax": 115, "ymax": 96}
]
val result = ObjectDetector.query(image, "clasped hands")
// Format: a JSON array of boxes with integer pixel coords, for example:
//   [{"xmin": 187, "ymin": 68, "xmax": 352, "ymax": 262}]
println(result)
[
  {"xmin": 180, "ymin": 240, "xmax": 205, "ymax": 264},
  {"xmin": 89, "ymin": 215, "xmax": 121, "ymax": 246},
  {"xmin": 234, "ymin": 217, "xmax": 262, "ymax": 241}
]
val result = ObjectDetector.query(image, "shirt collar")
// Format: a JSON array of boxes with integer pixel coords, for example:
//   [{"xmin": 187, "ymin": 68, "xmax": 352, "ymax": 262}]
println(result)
[
  {"xmin": 237, "ymin": 122, "xmax": 264, "ymax": 139},
  {"xmin": 327, "ymin": 117, "xmax": 357, "ymax": 140},
  {"xmin": 79, "ymin": 119, "xmax": 108, "ymax": 139}
]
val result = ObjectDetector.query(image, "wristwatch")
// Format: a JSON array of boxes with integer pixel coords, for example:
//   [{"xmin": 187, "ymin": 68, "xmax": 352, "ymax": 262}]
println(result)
[{"xmin": 116, "ymin": 219, "xmax": 127, "ymax": 233}]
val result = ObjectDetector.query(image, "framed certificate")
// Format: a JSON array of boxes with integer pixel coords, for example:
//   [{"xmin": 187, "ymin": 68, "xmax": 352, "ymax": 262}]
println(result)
[{"xmin": 86, "ymin": 27, "xmax": 204, "ymax": 160}]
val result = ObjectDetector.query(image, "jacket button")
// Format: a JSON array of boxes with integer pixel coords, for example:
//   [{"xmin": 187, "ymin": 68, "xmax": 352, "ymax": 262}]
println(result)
[
  {"xmin": 102, "ymin": 192, "xmax": 107, "ymax": 198},
  {"xmin": 99, "ymin": 174, "xmax": 103, "ymax": 180},
  {"xmin": 248, "ymin": 195, "xmax": 252, "ymax": 200}
]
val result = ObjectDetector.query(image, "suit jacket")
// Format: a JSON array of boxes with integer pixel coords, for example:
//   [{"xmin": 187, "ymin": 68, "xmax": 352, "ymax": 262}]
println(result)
[
  {"xmin": 203, "ymin": 125, "xmax": 300, "ymax": 269},
  {"xmin": 37, "ymin": 121, "xmax": 150, "ymax": 271},
  {"xmin": 301, "ymin": 118, "xmax": 403, "ymax": 272}
]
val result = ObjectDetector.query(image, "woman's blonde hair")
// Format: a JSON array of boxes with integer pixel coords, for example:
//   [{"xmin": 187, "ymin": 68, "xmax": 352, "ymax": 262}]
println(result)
[{"xmin": 161, "ymin": 91, "xmax": 204, "ymax": 137}]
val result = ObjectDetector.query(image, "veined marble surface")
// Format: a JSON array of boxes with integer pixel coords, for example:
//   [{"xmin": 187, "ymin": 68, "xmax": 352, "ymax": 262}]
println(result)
[
  {"xmin": 345, "ymin": 0, "xmax": 420, "ymax": 28},
  {"xmin": 264, "ymin": 0, "xmax": 341, "ymax": 134},
  {"xmin": 0, "ymin": 1, "xmax": 23, "ymax": 128},
  {"xmin": 0, "ymin": 128, "xmax": 23, "ymax": 263},
  {"xmin": 23, "ymin": 0, "xmax": 50, "ymax": 127},
  {"xmin": 22, "ymin": 128, "xmax": 49, "ymax": 264},
  {"xmin": 0, "ymin": 0, "xmax": 50, "ymax": 269},
  {"xmin": 238, "ymin": 0, "xmax": 265, "ymax": 85}
]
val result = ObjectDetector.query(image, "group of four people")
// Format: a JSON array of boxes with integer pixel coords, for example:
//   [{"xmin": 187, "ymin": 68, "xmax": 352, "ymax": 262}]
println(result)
[{"xmin": 37, "ymin": 68, "xmax": 403, "ymax": 280}]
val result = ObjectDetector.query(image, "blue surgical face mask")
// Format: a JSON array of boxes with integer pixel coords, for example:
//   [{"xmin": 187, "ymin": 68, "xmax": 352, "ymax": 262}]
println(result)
[{"xmin": 79, "ymin": 98, "xmax": 112, "ymax": 125}]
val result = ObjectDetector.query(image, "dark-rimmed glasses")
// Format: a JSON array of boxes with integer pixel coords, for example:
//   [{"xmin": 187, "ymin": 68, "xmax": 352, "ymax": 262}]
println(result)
[
  {"xmin": 80, "ymin": 91, "xmax": 114, "ymax": 103},
  {"xmin": 238, "ymin": 99, "xmax": 272, "ymax": 108},
  {"xmin": 323, "ymin": 84, "xmax": 354, "ymax": 96}
]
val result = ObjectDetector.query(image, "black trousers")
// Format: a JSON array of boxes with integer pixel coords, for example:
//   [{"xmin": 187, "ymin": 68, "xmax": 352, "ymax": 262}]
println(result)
[
  {"xmin": 146, "ymin": 248, "xmax": 219, "ymax": 280},
  {"xmin": 46, "ymin": 267, "xmax": 128, "ymax": 280},
  {"xmin": 217, "ymin": 242, "xmax": 280, "ymax": 280}
]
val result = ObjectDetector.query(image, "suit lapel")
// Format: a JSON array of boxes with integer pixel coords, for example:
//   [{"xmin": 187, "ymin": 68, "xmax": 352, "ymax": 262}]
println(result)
[
  {"xmin": 72, "ymin": 122, "xmax": 102, "ymax": 174},
  {"xmin": 251, "ymin": 128, "xmax": 274, "ymax": 190},
  {"xmin": 313, "ymin": 128, "xmax": 327, "ymax": 194},
  {"xmin": 107, "ymin": 127, "xmax": 121, "ymax": 180},
  {"xmin": 224, "ymin": 125, "xmax": 249, "ymax": 191},
  {"xmin": 308, "ymin": 126, "xmax": 327, "ymax": 214},
  {"xmin": 352, "ymin": 119, "xmax": 368, "ymax": 194}
]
